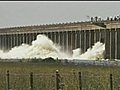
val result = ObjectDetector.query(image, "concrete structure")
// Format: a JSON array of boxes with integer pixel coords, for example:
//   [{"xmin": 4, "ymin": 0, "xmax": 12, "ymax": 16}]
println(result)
[{"xmin": 0, "ymin": 20, "xmax": 120, "ymax": 59}]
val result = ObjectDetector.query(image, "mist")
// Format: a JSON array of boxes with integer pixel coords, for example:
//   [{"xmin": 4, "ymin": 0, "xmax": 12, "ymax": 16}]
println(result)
[{"xmin": 0, "ymin": 34, "xmax": 105, "ymax": 60}]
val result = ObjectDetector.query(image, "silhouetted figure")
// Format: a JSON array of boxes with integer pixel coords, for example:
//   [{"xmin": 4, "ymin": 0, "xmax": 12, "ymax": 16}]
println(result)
[
  {"xmin": 110, "ymin": 16, "xmax": 113, "ymax": 21},
  {"xmin": 91, "ymin": 17, "xmax": 93, "ymax": 22},
  {"xmin": 107, "ymin": 17, "xmax": 109, "ymax": 20},
  {"xmin": 95, "ymin": 16, "xmax": 98, "ymax": 22},
  {"xmin": 114, "ymin": 16, "xmax": 117, "ymax": 21}
]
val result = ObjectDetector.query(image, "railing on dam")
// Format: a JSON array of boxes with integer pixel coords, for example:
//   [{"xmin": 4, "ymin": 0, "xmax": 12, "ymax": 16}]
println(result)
[{"xmin": 0, "ymin": 20, "xmax": 120, "ymax": 33}]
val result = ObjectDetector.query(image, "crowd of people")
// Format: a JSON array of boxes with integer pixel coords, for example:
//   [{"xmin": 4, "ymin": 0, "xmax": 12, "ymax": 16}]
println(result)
[
  {"xmin": 106, "ymin": 15, "xmax": 120, "ymax": 21},
  {"xmin": 90, "ymin": 15, "xmax": 120, "ymax": 22},
  {"xmin": 90, "ymin": 16, "xmax": 101, "ymax": 22}
]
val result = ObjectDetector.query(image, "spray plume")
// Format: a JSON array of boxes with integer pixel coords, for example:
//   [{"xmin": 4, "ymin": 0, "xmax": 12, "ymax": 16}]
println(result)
[{"xmin": 0, "ymin": 34, "xmax": 105, "ymax": 60}]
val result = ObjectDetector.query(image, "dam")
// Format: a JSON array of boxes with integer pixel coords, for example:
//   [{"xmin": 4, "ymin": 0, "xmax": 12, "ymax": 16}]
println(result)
[{"xmin": 0, "ymin": 20, "xmax": 120, "ymax": 59}]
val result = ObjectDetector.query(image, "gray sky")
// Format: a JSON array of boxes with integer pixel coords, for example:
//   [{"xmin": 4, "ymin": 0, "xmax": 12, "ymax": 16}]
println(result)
[{"xmin": 0, "ymin": 1, "xmax": 120, "ymax": 28}]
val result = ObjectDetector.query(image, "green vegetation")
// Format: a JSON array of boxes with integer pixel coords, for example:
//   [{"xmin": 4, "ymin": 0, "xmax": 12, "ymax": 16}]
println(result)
[{"xmin": 0, "ymin": 61, "xmax": 119, "ymax": 90}]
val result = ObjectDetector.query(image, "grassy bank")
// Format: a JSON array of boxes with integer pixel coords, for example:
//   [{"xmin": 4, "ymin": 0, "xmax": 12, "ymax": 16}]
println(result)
[{"xmin": 0, "ymin": 62, "xmax": 119, "ymax": 90}]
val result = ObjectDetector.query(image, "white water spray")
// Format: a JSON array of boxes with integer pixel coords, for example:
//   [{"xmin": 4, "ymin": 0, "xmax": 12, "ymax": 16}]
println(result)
[
  {"xmin": 0, "ymin": 34, "xmax": 105, "ymax": 60},
  {"xmin": 72, "ymin": 42, "xmax": 105, "ymax": 60}
]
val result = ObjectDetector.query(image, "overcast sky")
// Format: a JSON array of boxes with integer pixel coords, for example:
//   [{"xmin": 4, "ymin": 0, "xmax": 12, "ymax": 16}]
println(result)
[{"xmin": 0, "ymin": 1, "xmax": 120, "ymax": 28}]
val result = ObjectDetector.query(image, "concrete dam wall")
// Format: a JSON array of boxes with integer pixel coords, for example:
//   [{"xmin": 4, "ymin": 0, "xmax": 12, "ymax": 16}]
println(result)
[{"xmin": 0, "ymin": 20, "xmax": 120, "ymax": 59}]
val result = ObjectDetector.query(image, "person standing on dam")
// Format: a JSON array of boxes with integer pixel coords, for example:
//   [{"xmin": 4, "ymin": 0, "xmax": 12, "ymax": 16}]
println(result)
[
  {"xmin": 114, "ymin": 16, "xmax": 117, "ymax": 21},
  {"xmin": 110, "ymin": 16, "xmax": 113, "ymax": 21},
  {"xmin": 95, "ymin": 16, "xmax": 98, "ymax": 22},
  {"xmin": 91, "ymin": 17, "xmax": 93, "ymax": 22},
  {"xmin": 107, "ymin": 17, "xmax": 109, "ymax": 21}
]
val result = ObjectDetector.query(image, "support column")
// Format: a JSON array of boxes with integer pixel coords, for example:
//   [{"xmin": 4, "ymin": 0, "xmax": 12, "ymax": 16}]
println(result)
[
  {"xmin": 24, "ymin": 33, "xmax": 26, "ymax": 44},
  {"xmin": 80, "ymin": 31, "xmax": 82, "ymax": 49},
  {"xmin": 77, "ymin": 31, "xmax": 80, "ymax": 49},
  {"xmin": 81, "ymin": 30, "xmax": 84, "ymax": 53},
  {"xmin": 86, "ymin": 30, "xmax": 89, "ymax": 51},
  {"xmin": 2, "ymin": 35, "xmax": 4, "ymax": 51},
  {"xmin": 66, "ymin": 31, "xmax": 68, "ymax": 53},
  {"xmin": 59, "ymin": 32, "xmax": 63, "ymax": 51},
  {"xmin": 31, "ymin": 33, "xmax": 33, "ymax": 44},
  {"xmin": 10, "ymin": 34, "xmax": 13, "ymax": 49},
  {"xmin": 105, "ymin": 29, "xmax": 110, "ymax": 59},
  {"xmin": 117, "ymin": 28, "xmax": 120, "ymax": 59},
  {"xmin": 5, "ymin": 34, "xmax": 8, "ymax": 51},
  {"xmin": 72, "ymin": 31, "xmax": 75, "ymax": 50},
  {"xmin": 62, "ymin": 32, "xmax": 64, "ymax": 51},
  {"xmin": 71, "ymin": 31, "xmax": 73, "ymax": 51},
  {"xmin": 115, "ymin": 29, "xmax": 118, "ymax": 59},
  {"xmin": 31, "ymin": 33, "xmax": 34, "ymax": 44},
  {"xmin": 28, "ymin": 33, "xmax": 30, "ymax": 44},
  {"xmin": 54, "ymin": 32, "xmax": 56, "ymax": 44},
  {"xmin": 3, "ymin": 34, "xmax": 5, "ymax": 51},
  {"xmin": 50, "ymin": 32, "xmax": 52, "ymax": 41},
  {"xmin": 111, "ymin": 29, "xmax": 115, "ymax": 59},
  {"xmin": 89, "ymin": 30, "xmax": 91, "ymax": 48},
  {"xmin": 28, "ymin": 33, "xmax": 30, "ymax": 45},
  {"xmin": 1, "ymin": 35, "xmax": 3, "ymax": 51},
  {"xmin": 4, "ymin": 34, "xmax": 7, "ymax": 51},
  {"xmin": 99, "ymin": 29, "xmax": 101, "ymax": 42},
  {"xmin": 55, "ymin": 32, "xmax": 58, "ymax": 44},
  {"xmin": 17, "ymin": 34, "xmax": 19, "ymax": 46},
  {"xmin": 30, "ymin": 33, "xmax": 33, "ymax": 45},
  {"xmin": 94, "ymin": 30, "xmax": 96, "ymax": 43},
  {"xmin": 12, "ymin": 34, "xmax": 15, "ymax": 47},
  {"xmin": 26, "ymin": 33, "xmax": 28, "ymax": 44},
  {"xmin": 68, "ymin": 31, "xmax": 72, "ymax": 53},
  {"xmin": 50, "ymin": 32, "xmax": 53, "ymax": 42},
  {"xmin": 35, "ymin": 32, "xmax": 37, "ymax": 41},
  {"xmin": 91, "ymin": 30, "xmax": 94, "ymax": 46},
  {"xmin": 58, "ymin": 32, "xmax": 60, "ymax": 46},
  {"xmin": 0, "ymin": 35, "xmax": 1, "ymax": 50},
  {"xmin": 22, "ymin": 34, "xmax": 25, "ymax": 44},
  {"xmin": 63, "ymin": 31, "xmax": 66, "ymax": 52},
  {"xmin": 18, "ymin": 34, "xmax": 21, "ymax": 46},
  {"xmin": 10, "ymin": 34, "xmax": 12, "ymax": 49},
  {"xmin": 0, "ymin": 35, "xmax": 2, "ymax": 50},
  {"xmin": 7, "ymin": 34, "xmax": 10, "ymax": 51},
  {"xmin": 96, "ymin": 30, "xmax": 99, "ymax": 42},
  {"xmin": 110, "ymin": 29, "xmax": 112, "ymax": 59},
  {"xmin": 75, "ymin": 31, "xmax": 77, "ymax": 49},
  {"xmin": 47, "ymin": 32, "xmax": 49, "ymax": 40},
  {"xmin": 32, "ymin": 33, "xmax": 34, "ymax": 42},
  {"xmin": 84, "ymin": 30, "xmax": 86, "ymax": 52}
]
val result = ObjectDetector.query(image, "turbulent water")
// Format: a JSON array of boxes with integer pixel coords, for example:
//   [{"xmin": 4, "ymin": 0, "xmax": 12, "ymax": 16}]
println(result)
[
  {"xmin": 0, "ymin": 34, "xmax": 105, "ymax": 60},
  {"xmin": 72, "ymin": 42, "xmax": 105, "ymax": 60}
]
